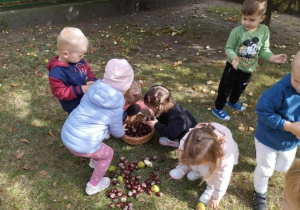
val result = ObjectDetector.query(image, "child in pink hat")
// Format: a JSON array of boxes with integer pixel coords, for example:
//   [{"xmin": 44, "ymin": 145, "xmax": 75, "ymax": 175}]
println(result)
[{"xmin": 61, "ymin": 58, "xmax": 134, "ymax": 196}]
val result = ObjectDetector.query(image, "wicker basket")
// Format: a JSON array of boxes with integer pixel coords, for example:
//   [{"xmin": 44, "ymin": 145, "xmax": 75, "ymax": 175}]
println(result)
[{"xmin": 122, "ymin": 114, "xmax": 155, "ymax": 145}]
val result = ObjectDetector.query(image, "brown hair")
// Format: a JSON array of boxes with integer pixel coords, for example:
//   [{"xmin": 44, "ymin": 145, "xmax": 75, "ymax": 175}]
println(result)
[
  {"xmin": 241, "ymin": 0, "xmax": 267, "ymax": 16},
  {"xmin": 143, "ymin": 85, "xmax": 173, "ymax": 113},
  {"xmin": 180, "ymin": 124, "xmax": 224, "ymax": 179},
  {"xmin": 124, "ymin": 80, "xmax": 142, "ymax": 105},
  {"xmin": 284, "ymin": 159, "xmax": 300, "ymax": 208}
]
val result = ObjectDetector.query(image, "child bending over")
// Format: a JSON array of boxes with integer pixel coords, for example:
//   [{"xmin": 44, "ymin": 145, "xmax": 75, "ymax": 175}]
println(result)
[
  {"xmin": 142, "ymin": 85, "xmax": 197, "ymax": 148},
  {"xmin": 169, "ymin": 123, "xmax": 239, "ymax": 208},
  {"xmin": 61, "ymin": 58, "xmax": 134, "ymax": 195}
]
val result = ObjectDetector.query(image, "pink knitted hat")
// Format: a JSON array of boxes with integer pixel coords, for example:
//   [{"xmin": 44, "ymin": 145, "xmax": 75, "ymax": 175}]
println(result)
[{"xmin": 102, "ymin": 58, "xmax": 134, "ymax": 92}]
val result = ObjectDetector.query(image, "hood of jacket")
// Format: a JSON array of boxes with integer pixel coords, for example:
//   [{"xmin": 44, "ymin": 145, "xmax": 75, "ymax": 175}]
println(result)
[
  {"xmin": 47, "ymin": 56, "xmax": 69, "ymax": 71},
  {"xmin": 84, "ymin": 80, "xmax": 125, "ymax": 109}
]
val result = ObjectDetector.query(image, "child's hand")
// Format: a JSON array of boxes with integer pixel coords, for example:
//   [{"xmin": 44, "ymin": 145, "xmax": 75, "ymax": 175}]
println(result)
[
  {"xmin": 232, "ymin": 57, "xmax": 239, "ymax": 70},
  {"xmin": 142, "ymin": 118, "xmax": 158, "ymax": 129},
  {"xmin": 87, "ymin": 81, "xmax": 95, "ymax": 85},
  {"xmin": 269, "ymin": 54, "xmax": 287, "ymax": 64},
  {"xmin": 207, "ymin": 197, "xmax": 219, "ymax": 209},
  {"xmin": 284, "ymin": 121, "xmax": 300, "ymax": 139},
  {"xmin": 82, "ymin": 85, "xmax": 91, "ymax": 93}
]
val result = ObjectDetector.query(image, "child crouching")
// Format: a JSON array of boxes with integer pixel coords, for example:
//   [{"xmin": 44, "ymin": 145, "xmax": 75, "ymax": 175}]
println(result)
[{"xmin": 169, "ymin": 123, "xmax": 239, "ymax": 208}]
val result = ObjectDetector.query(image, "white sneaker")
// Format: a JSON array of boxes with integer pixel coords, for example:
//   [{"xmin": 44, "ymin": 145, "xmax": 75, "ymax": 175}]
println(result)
[
  {"xmin": 159, "ymin": 137, "xmax": 179, "ymax": 148},
  {"xmin": 199, "ymin": 188, "xmax": 214, "ymax": 205},
  {"xmin": 187, "ymin": 170, "xmax": 201, "ymax": 181},
  {"xmin": 169, "ymin": 165, "xmax": 189, "ymax": 180},
  {"xmin": 85, "ymin": 177, "xmax": 111, "ymax": 195},
  {"xmin": 104, "ymin": 132, "xmax": 110, "ymax": 140},
  {"xmin": 89, "ymin": 159, "xmax": 97, "ymax": 169}
]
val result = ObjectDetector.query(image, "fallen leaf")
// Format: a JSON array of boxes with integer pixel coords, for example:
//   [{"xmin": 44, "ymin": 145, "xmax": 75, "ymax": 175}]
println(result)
[
  {"xmin": 210, "ymin": 90, "xmax": 215, "ymax": 95},
  {"xmin": 40, "ymin": 170, "xmax": 47, "ymax": 176},
  {"xmin": 9, "ymin": 125, "xmax": 13, "ymax": 132},
  {"xmin": 64, "ymin": 195, "xmax": 68, "ymax": 200},
  {"xmin": 173, "ymin": 60, "xmax": 182, "ymax": 67},
  {"xmin": 10, "ymin": 83, "xmax": 18, "ymax": 87},
  {"xmin": 207, "ymin": 80, "xmax": 213, "ymax": 85},
  {"xmin": 48, "ymin": 130, "xmax": 56, "ymax": 138},
  {"xmin": 248, "ymin": 92, "xmax": 253, "ymax": 96},
  {"xmin": 66, "ymin": 204, "xmax": 71, "ymax": 209},
  {"xmin": 20, "ymin": 138, "xmax": 30, "ymax": 144},
  {"xmin": 34, "ymin": 70, "xmax": 42, "ymax": 77},
  {"xmin": 249, "ymin": 127, "xmax": 255, "ymax": 132},
  {"xmin": 23, "ymin": 164, "xmax": 30, "ymax": 170},
  {"xmin": 16, "ymin": 151, "xmax": 25, "ymax": 159},
  {"xmin": 53, "ymin": 181, "xmax": 57, "ymax": 187},
  {"xmin": 202, "ymin": 88, "xmax": 209, "ymax": 93},
  {"xmin": 187, "ymin": 99, "xmax": 192, "ymax": 103}
]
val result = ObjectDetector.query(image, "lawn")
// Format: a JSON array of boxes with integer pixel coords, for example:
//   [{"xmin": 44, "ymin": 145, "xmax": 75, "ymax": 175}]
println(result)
[{"xmin": 0, "ymin": 0, "xmax": 299, "ymax": 209}]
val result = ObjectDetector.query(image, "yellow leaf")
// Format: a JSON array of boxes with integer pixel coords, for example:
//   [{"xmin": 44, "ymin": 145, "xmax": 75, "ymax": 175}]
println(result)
[
  {"xmin": 20, "ymin": 138, "xmax": 30, "ymax": 144},
  {"xmin": 45, "ymin": 59, "xmax": 49, "ymax": 63},
  {"xmin": 48, "ymin": 130, "xmax": 56, "ymax": 138},
  {"xmin": 188, "ymin": 99, "xmax": 192, "ymax": 103},
  {"xmin": 16, "ymin": 151, "xmax": 25, "ymax": 159}
]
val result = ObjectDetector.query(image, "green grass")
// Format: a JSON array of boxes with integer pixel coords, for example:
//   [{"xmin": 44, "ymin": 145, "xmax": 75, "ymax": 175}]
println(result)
[{"xmin": 0, "ymin": 0, "xmax": 299, "ymax": 209}]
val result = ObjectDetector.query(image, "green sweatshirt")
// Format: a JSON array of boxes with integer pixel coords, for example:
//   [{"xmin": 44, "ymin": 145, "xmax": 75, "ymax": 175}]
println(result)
[{"xmin": 225, "ymin": 24, "xmax": 273, "ymax": 73}]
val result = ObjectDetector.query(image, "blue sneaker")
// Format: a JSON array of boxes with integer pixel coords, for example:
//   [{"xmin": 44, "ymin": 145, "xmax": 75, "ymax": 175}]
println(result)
[
  {"xmin": 212, "ymin": 108, "xmax": 230, "ymax": 121},
  {"xmin": 226, "ymin": 101, "xmax": 245, "ymax": 112}
]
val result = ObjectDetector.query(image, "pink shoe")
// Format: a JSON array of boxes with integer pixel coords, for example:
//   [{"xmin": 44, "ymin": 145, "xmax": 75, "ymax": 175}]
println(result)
[
  {"xmin": 169, "ymin": 165, "xmax": 189, "ymax": 180},
  {"xmin": 159, "ymin": 137, "xmax": 179, "ymax": 148}
]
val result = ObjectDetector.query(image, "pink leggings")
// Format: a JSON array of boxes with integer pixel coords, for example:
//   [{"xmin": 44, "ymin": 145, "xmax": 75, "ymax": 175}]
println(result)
[{"xmin": 67, "ymin": 143, "xmax": 114, "ymax": 186}]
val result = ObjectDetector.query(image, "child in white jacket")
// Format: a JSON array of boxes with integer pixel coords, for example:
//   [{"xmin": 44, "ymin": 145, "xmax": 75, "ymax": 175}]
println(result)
[
  {"xmin": 169, "ymin": 122, "xmax": 239, "ymax": 208},
  {"xmin": 61, "ymin": 58, "xmax": 134, "ymax": 196}
]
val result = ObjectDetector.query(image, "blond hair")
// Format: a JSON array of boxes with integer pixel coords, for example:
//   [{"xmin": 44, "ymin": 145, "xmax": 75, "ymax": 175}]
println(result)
[
  {"xmin": 57, "ymin": 27, "xmax": 88, "ymax": 52},
  {"xmin": 284, "ymin": 159, "xmax": 300, "ymax": 208},
  {"xmin": 180, "ymin": 124, "xmax": 224, "ymax": 179},
  {"xmin": 242, "ymin": 0, "xmax": 267, "ymax": 16},
  {"xmin": 124, "ymin": 80, "xmax": 142, "ymax": 105}
]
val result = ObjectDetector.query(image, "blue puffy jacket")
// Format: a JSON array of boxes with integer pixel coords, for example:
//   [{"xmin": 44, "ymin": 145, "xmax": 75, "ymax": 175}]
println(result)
[{"xmin": 61, "ymin": 80, "xmax": 125, "ymax": 154}]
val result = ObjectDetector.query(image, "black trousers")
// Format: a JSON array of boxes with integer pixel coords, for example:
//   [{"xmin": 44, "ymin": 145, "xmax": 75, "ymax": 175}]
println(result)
[{"xmin": 215, "ymin": 62, "xmax": 252, "ymax": 110}]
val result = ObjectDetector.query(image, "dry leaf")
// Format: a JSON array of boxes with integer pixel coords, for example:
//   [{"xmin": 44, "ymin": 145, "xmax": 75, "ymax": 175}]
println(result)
[
  {"xmin": 66, "ymin": 204, "xmax": 71, "ymax": 209},
  {"xmin": 207, "ymin": 80, "xmax": 213, "ymax": 85},
  {"xmin": 20, "ymin": 138, "xmax": 30, "ymax": 144},
  {"xmin": 23, "ymin": 164, "xmax": 30, "ymax": 170},
  {"xmin": 34, "ymin": 70, "xmax": 42, "ymax": 77},
  {"xmin": 192, "ymin": 85, "xmax": 198, "ymax": 91},
  {"xmin": 9, "ymin": 125, "xmax": 13, "ymax": 132},
  {"xmin": 53, "ymin": 181, "xmax": 57, "ymax": 187},
  {"xmin": 48, "ymin": 130, "xmax": 56, "ymax": 138},
  {"xmin": 210, "ymin": 90, "xmax": 216, "ymax": 95},
  {"xmin": 16, "ymin": 151, "xmax": 25, "ymax": 159},
  {"xmin": 64, "ymin": 195, "xmax": 68, "ymax": 200},
  {"xmin": 187, "ymin": 99, "xmax": 192, "ymax": 103},
  {"xmin": 10, "ymin": 83, "xmax": 18, "ymax": 87},
  {"xmin": 249, "ymin": 127, "xmax": 255, "ymax": 132},
  {"xmin": 40, "ymin": 170, "xmax": 47, "ymax": 176},
  {"xmin": 248, "ymin": 92, "xmax": 253, "ymax": 96},
  {"xmin": 173, "ymin": 60, "xmax": 182, "ymax": 67},
  {"xmin": 202, "ymin": 88, "xmax": 209, "ymax": 93}
]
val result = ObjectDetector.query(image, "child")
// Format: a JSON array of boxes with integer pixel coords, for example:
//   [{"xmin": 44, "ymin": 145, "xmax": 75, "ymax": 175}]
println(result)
[
  {"xmin": 212, "ymin": 0, "xmax": 287, "ymax": 121},
  {"xmin": 47, "ymin": 27, "xmax": 97, "ymax": 114},
  {"xmin": 123, "ymin": 80, "xmax": 151, "ymax": 121},
  {"xmin": 253, "ymin": 50, "xmax": 300, "ymax": 210},
  {"xmin": 169, "ymin": 123, "xmax": 239, "ymax": 208},
  {"xmin": 142, "ymin": 85, "xmax": 197, "ymax": 148},
  {"xmin": 282, "ymin": 159, "xmax": 300, "ymax": 210},
  {"xmin": 61, "ymin": 58, "xmax": 134, "ymax": 195}
]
